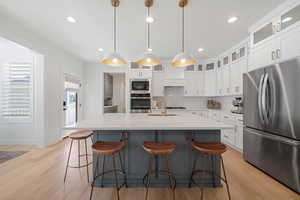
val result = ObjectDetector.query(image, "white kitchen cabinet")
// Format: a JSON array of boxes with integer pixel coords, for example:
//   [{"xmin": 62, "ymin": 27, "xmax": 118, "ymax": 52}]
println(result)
[
  {"xmin": 222, "ymin": 63, "xmax": 231, "ymax": 95},
  {"xmin": 248, "ymin": 37, "xmax": 280, "ymax": 72},
  {"xmin": 230, "ymin": 58, "xmax": 246, "ymax": 95},
  {"xmin": 129, "ymin": 70, "xmax": 152, "ymax": 79},
  {"xmin": 184, "ymin": 72, "xmax": 204, "ymax": 96},
  {"xmin": 152, "ymin": 72, "xmax": 164, "ymax": 96},
  {"xmin": 236, "ymin": 125, "xmax": 243, "ymax": 150},
  {"xmin": 208, "ymin": 110, "xmax": 221, "ymax": 121},
  {"xmin": 204, "ymin": 62, "xmax": 217, "ymax": 96},
  {"xmin": 216, "ymin": 60, "xmax": 223, "ymax": 96},
  {"xmin": 280, "ymin": 24, "xmax": 300, "ymax": 61}
]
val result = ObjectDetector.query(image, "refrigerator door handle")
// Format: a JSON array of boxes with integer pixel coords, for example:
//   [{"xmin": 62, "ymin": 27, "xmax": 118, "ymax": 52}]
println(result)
[
  {"xmin": 262, "ymin": 73, "xmax": 269, "ymax": 125},
  {"xmin": 258, "ymin": 73, "xmax": 265, "ymax": 126},
  {"xmin": 269, "ymin": 74, "xmax": 277, "ymax": 125}
]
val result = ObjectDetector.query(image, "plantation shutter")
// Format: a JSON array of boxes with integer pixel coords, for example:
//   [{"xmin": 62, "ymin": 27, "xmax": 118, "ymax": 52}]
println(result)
[{"xmin": 1, "ymin": 62, "xmax": 33, "ymax": 121}]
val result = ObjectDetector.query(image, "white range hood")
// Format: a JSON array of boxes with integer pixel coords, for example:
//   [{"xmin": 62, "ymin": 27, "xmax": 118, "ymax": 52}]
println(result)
[{"xmin": 164, "ymin": 79, "xmax": 185, "ymax": 87}]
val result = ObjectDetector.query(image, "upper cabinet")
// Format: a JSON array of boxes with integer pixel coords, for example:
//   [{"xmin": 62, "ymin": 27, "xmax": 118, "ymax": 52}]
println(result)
[
  {"xmin": 129, "ymin": 62, "xmax": 152, "ymax": 79},
  {"xmin": 153, "ymin": 64, "xmax": 164, "ymax": 72},
  {"xmin": 204, "ymin": 61, "xmax": 217, "ymax": 97},
  {"xmin": 249, "ymin": 1, "xmax": 300, "ymax": 71}
]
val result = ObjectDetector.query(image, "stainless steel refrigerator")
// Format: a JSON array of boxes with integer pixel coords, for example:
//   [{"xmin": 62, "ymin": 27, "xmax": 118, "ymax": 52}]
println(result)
[{"xmin": 243, "ymin": 57, "xmax": 300, "ymax": 193}]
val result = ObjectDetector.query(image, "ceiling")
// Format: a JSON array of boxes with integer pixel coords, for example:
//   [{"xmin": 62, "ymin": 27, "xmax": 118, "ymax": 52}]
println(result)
[{"xmin": 0, "ymin": 0, "xmax": 286, "ymax": 63}]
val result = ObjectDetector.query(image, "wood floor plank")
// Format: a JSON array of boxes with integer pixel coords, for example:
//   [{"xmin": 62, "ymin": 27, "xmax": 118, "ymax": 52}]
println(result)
[{"xmin": 0, "ymin": 139, "xmax": 299, "ymax": 200}]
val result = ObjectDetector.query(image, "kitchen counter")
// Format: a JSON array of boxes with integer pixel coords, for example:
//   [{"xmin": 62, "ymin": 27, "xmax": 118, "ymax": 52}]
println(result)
[
  {"xmin": 65, "ymin": 113, "xmax": 233, "ymax": 188},
  {"xmin": 65, "ymin": 113, "xmax": 233, "ymax": 130}
]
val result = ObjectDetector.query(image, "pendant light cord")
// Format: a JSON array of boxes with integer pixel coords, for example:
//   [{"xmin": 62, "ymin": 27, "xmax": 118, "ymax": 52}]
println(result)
[
  {"xmin": 182, "ymin": 7, "xmax": 185, "ymax": 53},
  {"xmin": 114, "ymin": 7, "xmax": 117, "ymax": 52},
  {"xmin": 147, "ymin": 7, "xmax": 150, "ymax": 50}
]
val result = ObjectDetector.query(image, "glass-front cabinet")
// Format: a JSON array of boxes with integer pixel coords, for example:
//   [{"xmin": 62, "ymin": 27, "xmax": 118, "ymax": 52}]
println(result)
[
  {"xmin": 281, "ymin": 4, "xmax": 300, "ymax": 30},
  {"xmin": 253, "ymin": 23, "xmax": 274, "ymax": 45}
]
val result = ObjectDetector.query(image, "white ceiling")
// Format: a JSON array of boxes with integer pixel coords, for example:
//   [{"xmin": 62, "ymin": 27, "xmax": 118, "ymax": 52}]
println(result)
[{"xmin": 0, "ymin": 0, "xmax": 286, "ymax": 63}]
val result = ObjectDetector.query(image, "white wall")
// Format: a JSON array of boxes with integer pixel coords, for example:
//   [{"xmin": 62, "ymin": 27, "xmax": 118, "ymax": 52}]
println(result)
[
  {"xmin": 83, "ymin": 63, "xmax": 128, "ymax": 120},
  {"xmin": 0, "ymin": 11, "xmax": 84, "ymax": 147}
]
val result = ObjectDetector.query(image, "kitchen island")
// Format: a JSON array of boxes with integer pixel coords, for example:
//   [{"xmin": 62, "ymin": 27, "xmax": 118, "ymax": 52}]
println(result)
[{"xmin": 65, "ymin": 113, "xmax": 233, "ymax": 187}]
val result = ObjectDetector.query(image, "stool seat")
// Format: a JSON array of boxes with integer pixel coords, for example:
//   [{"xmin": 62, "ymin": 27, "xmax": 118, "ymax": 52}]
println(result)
[
  {"xmin": 69, "ymin": 130, "xmax": 93, "ymax": 140},
  {"xmin": 192, "ymin": 142, "xmax": 227, "ymax": 155},
  {"xmin": 143, "ymin": 141, "xmax": 176, "ymax": 155},
  {"xmin": 92, "ymin": 141, "xmax": 125, "ymax": 155}
]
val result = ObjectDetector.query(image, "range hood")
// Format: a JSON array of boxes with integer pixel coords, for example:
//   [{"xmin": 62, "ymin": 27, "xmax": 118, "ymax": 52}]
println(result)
[{"xmin": 164, "ymin": 79, "xmax": 185, "ymax": 87}]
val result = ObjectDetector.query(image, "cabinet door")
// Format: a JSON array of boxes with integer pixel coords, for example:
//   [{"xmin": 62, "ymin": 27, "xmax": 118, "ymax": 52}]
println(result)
[
  {"xmin": 216, "ymin": 67, "xmax": 223, "ymax": 96},
  {"xmin": 253, "ymin": 23, "xmax": 274, "ymax": 45},
  {"xmin": 230, "ymin": 59, "xmax": 246, "ymax": 95},
  {"xmin": 185, "ymin": 73, "xmax": 201, "ymax": 96},
  {"xmin": 140, "ymin": 70, "xmax": 152, "ymax": 79},
  {"xmin": 152, "ymin": 73, "xmax": 164, "ymax": 96},
  {"xmin": 222, "ymin": 64, "xmax": 231, "ymax": 95},
  {"xmin": 248, "ymin": 38, "xmax": 279, "ymax": 72},
  {"xmin": 204, "ymin": 71, "xmax": 217, "ymax": 96},
  {"xmin": 280, "ymin": 24, "xmax": 300, "ymax": 61},
  {"xmin": 236, "ymin": 125, "xmax": 243, "ymax": 150}
]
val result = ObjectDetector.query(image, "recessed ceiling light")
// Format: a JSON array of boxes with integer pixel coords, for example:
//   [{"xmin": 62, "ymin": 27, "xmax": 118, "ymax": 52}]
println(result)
[
  {"xmin": 198, "ymin": 48, "xmax": 204, "ymax": 52},
  {"xmin": 228, "ymin": 16, "xmax": 238, "ymax": 24},
  {"xmin": 98, "ymin": 48, "xmax": 104, "ymax": 52},
  {"xmin": 146, "ymin": 16, "xmax": 154, "ymax": 23},
  {"xmin": 67, "ymin": 16, "xmax": 77, "ymax": 23},
  {"xmin": 282, "ymin": 17, "xmax": 293, "ymax": 23}
]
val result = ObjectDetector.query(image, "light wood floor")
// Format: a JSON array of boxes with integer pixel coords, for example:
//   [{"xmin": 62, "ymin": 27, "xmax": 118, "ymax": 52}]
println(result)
[{"xmin": 0, "ymin": 139, "xmax": 299, "ymax": 200}]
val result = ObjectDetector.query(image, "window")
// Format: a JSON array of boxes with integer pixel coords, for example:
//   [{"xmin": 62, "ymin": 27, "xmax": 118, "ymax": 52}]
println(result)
[{"xmin": 0, "ymin": 62, "xmax": 33, "ymax": 121}]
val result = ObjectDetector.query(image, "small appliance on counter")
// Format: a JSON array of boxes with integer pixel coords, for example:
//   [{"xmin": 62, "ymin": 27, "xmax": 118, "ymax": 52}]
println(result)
[
  {"xmin": 207, "ymin": 100, "xmax": 221, "ymax": 110},
  {"xmin": 231, "ymin": 97, "xmax": 243, "ymax": 114}
]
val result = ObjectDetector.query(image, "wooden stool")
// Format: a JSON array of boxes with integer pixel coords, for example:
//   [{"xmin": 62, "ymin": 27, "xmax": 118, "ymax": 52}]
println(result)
[
  {"xmin": 89, "ymin": 133, "xmax": 128, "ymax": 200},
  {"xmin": 64, "ymin": 130, "xmax": 93, "ymax": 183},
  {"xmin": 143, "ymin": 141, "xmax": 177, "ymax": 200},
  {"xmin": 189, "ymin": 141, "xmax": 231, "ymax": 200}
]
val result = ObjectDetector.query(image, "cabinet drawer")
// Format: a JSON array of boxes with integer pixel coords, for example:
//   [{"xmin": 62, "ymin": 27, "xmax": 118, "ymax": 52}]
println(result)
[{"xmin": 221, "ymin": 129, "xmax": 235, "ymax": 146}]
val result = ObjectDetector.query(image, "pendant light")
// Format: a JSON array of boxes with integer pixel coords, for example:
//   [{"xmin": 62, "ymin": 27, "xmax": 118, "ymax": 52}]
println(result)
[
  {"xmin": 136, "ymin": 0, "xmax": 160, "ymax": 67},
  {"xmin": 171, "ymin": 0, "xmax": 196, "ymax": 67},
  {"xmin": 102, "ymin": 0, "xmax": 127, "ymax": 66}
]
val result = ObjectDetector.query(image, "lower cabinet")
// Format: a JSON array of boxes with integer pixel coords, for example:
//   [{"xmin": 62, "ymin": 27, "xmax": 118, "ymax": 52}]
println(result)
[{"xmin": 221, "ymin": 114, "xmax": 244, "ymax": 152}]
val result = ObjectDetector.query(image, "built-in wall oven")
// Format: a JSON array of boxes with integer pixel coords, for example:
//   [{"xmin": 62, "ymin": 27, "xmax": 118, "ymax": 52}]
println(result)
[
  {"xmin": 131, "ymin": 79, "xmax": 150, "ymax": 93},
  {"xmin": 130, "ymin": 93, "xmax": 151, "ymax": 113}
]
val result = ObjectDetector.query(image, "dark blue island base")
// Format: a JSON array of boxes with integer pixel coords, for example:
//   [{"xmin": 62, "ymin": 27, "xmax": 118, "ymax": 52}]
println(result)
[{"xmin": 92, "ymin": 130, "xmax": 221, "ymax": 188}]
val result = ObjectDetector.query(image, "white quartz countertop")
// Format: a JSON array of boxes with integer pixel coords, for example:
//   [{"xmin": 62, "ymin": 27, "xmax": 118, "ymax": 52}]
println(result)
[{"xmin": 64, "ymin": 113, "xmax": 234, "ymax": 131}]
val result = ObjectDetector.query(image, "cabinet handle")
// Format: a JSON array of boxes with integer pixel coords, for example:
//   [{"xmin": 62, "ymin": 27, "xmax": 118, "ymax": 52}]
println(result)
[
  {"xmin": 224, "ymin": 135, "xmax": 229, "ymax": 139},
  {"xmin": 224, "ymin": 116, "xmax": 229, "ymax": 119},
  {"xmin": 271, "ymin": 51, "xmax": 276, "ymax": 60},
  {"xmin": 276, "ymin": 49, "xmax": 281, "ymax": 59}
]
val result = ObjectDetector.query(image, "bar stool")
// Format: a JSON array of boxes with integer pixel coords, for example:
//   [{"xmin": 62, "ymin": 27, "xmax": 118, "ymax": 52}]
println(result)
[
  {"xmin": 189, "ymin": 141, "xmax": 231, "ymax": 200},
  {"xmin": 89, "ymin": 133, "xmax": 128, "ymax": 200},
  {"xmin": 64, "ymin": 130, "xmax": 93, "ymax": 183},
  {"xmin": 143, "ymin": 141, "xmax": 176, "ymax": 200}
]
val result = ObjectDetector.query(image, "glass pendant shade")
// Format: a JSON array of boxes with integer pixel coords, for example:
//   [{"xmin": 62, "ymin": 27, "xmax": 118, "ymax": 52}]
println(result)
[
  {"xmin": 171, "ymin": 52, "xmax": 196, "ymax": 67},
  {"xmin": 102, "ymin": 52, "xmax": 127, "ymax": 66},
  {"xmin": 136, "ymin": 52, "xmax": 161, "ymax": 67}
]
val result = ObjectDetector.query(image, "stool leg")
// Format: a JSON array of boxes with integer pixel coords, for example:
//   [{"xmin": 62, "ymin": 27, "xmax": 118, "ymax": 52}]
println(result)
[
  {"xmin": 211, "ymin": 154, "xmax": 216, "ymax": 187},
  {"xmin": 78, "ymin": 140, "xmax": 81, "ymax": 167},
  {"xmin": 221, "ymin": 155, "xmax": 231, "ymax": 200},
  {"xmin": 64, "ymin": 139, "xmax": 74, "ymax": 183},
  {"xmin": 112, "ymin": 153, "xmax": 120, "ymax": 200},
  {"xmin": 118, "ymin": 152, "xmax": 128, "ymax": 187},
  {"xmin": 165, "ymin": 154, "xmax": 175, "ymax": 200},
  {"xmin": 188, "ymin": 154, "xmax": 199, "ymax": 188},
  {"xmin": 84, "ymin": 138, "xmax": 90, "ymax": 182},
  {"xmin": 101, "ymin": 155, "xmax": 106, "ymax": 187},
  {"xmin": 145, "ymin": 154, "xmax": 154, "ymax": 200},
  {"xmin": 90, "ymin": 154, "xmax": 100, "ymax": 200}
]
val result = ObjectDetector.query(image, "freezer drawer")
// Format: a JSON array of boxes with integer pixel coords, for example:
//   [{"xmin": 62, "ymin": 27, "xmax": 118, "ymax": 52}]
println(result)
[{"xmin": 244, "ymin": 127, "xmax": 300, "ymax": 193}]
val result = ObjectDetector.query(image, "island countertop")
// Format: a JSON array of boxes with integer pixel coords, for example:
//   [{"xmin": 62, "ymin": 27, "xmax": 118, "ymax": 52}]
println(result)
[{"xmin": 64, "ymin": 113, "xmax": 234, "ymax": 130}]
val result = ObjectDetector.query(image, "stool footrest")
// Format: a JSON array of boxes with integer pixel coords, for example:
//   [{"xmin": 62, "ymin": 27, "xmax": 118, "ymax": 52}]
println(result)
[{"xmin": 68, "ymin": 162, "xmax": 92, "ymax": 169}]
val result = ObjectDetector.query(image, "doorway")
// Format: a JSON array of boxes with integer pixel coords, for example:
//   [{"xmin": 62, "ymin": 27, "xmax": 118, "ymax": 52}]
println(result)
[
  {"xmin": 103, "ymin": 72, "xmax": 126, "ymax": 113},
  {"xmin": 64, "ymin": 74, "xmax": 81, "ymax": 126}
]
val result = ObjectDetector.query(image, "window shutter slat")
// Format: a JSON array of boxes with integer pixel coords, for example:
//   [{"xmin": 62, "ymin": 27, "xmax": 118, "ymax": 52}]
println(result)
[{"xmin": 1, "ymin": 62, "xmax": 33, "ymax": 120}]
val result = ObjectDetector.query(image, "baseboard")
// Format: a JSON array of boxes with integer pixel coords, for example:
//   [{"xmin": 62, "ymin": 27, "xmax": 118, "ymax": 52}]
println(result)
[{"xmin": 0, "ymin": 139, "xmax": 39, "ymax": 146}]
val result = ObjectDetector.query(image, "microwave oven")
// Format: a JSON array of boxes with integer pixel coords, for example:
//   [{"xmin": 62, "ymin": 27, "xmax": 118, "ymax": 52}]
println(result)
[{"xmin": 131, "ymin": 79, "xmax": 150, "ymax": 92}]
